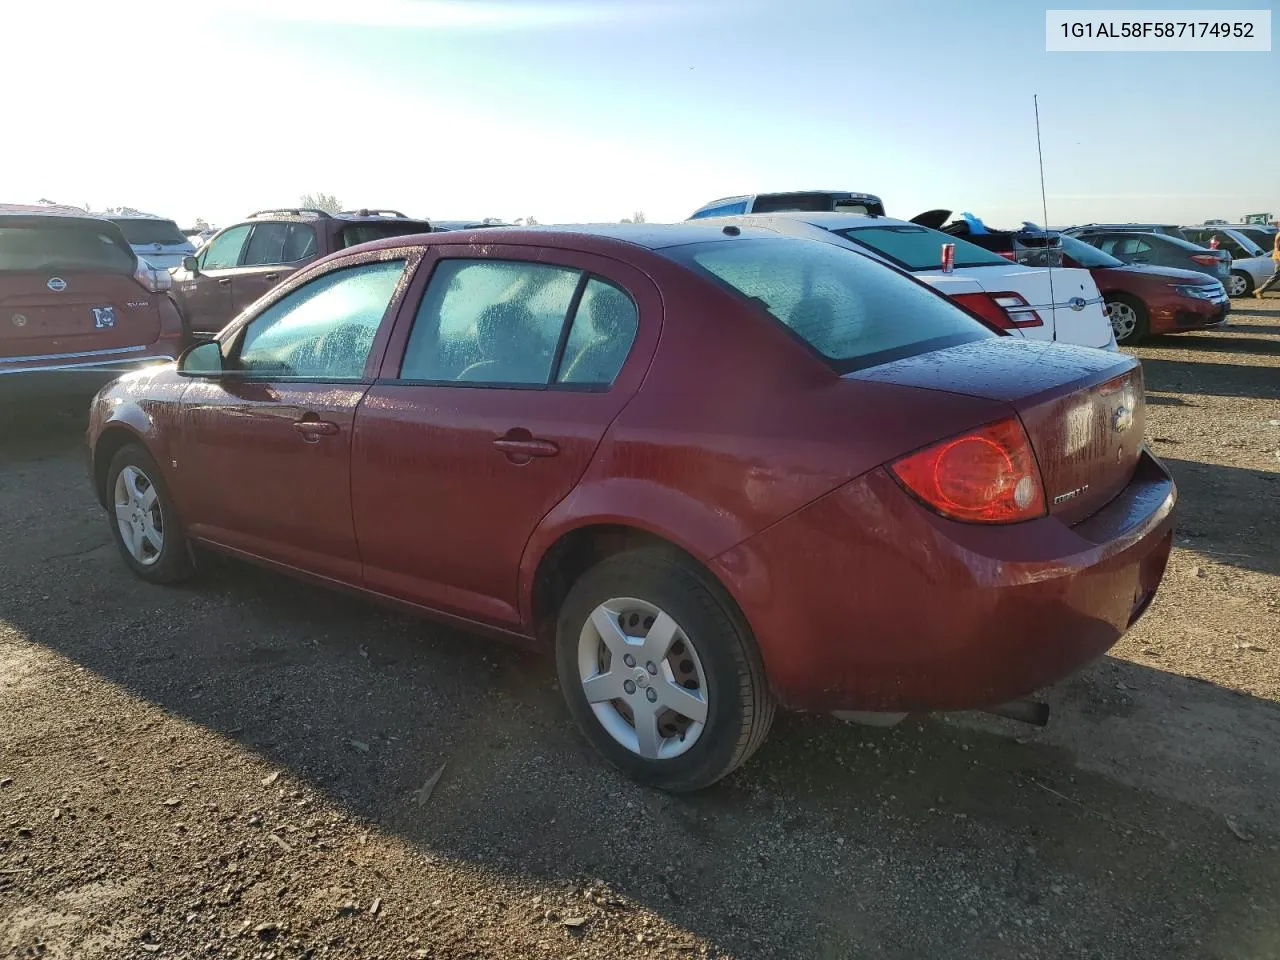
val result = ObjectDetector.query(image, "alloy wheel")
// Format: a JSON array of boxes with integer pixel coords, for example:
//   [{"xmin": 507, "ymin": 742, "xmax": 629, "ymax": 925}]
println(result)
[
  {"xmin": 113, "ymin": 465, "xmax": 164, "ymax": 566},
  {"xmin": 577, "ymin": 597, "xmax": 709, "ymax": 760},
  {"xmin": 1227, "ymin": 273, "xmax": 1249, "ymax": 297},
  {"xmin": 1107, "ymin": 301, "xmax": 1139, "ymax": 343}
]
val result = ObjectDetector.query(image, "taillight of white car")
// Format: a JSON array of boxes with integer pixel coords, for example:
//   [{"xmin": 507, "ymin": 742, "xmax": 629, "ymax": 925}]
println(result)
[{"xmin": 949, "ymin": 291, "xmax": 1043, "ymax": 331}]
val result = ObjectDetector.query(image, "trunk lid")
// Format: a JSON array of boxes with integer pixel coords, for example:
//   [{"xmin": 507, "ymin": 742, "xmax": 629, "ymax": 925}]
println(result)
[
  {"xmin": 950, "ymin": 264, "xmax": 1112, "ymax": 349},
  {"xmin": 852, "ymin": 337, "xmax": 1145, "ymax": 524},
  {"xmin": 0, "ymin": 271, "xmax": 162, "ymax": 359}
]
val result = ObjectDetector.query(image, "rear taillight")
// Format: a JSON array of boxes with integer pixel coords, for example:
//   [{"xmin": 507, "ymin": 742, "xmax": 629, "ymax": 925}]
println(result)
[
  {"xmin": 949, "ymin": 291, "xmax": 1044, "ymax": 330},
  {"xmin": 134, "ymin": 261, "xmax": 172, "ymax": 294},
  {"xmin": 889, "ymin": 417, "xmax": 1047, "ymax": 524},
  {"xmin": 1190, "ymin": 254, "xmax": 1219, "ymax": 266}
]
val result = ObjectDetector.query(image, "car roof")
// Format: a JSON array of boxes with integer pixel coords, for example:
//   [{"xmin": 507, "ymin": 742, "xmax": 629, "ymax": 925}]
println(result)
[
  {"xmin": 0, "ymin": 210, "xmax": 124, "ymax": 232},
  {"xmin": 704, "ymin": 210, "xmax": 903, "ymax": 231},
  {"xmin": 347, "ymin": 222, "xmax": 783, "ymax": 256}
]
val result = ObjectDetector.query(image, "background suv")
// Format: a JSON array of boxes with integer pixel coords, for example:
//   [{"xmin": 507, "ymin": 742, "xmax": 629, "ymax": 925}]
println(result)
[
  {"xmin": 170, "ymin": 208, "xmax": 432, "ymax": 335},
  {"xmin": 689, "ymin": 190, "xmax": 886, "ymax": 220}
]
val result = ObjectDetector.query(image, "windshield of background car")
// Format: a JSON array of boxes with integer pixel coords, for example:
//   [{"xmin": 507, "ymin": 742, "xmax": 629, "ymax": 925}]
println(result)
[
  {"xmin": 0, "ymin": 224, "xmax": 135, "ymax": 273},
  {"xmin": 665, "ymin": 238, "xmax": 995, "ymax": 373},
  {"xmin": 1060, "ymin": 234, "xmax": 1125, "ymax": 268},
  {"xmin": 835, "ymin": 224, "xmax": 1010, "ymax": 271},
  {"xmin": 341, "ymin": 221, "xmax": 434, "ymax": 248},
  {"xmin": 109, "ymin": 218, "xmax": 188, "ymax": 246}
]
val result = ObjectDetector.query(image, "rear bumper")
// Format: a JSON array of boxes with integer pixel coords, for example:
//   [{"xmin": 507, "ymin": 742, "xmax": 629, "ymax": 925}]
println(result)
[
  {"xmin": 0, "ymin": 341, "xmax": 180, "ymax": 400},
  {"xmin": 711, "ymin": 450, "xmax": 1176, "ymax": 712}
]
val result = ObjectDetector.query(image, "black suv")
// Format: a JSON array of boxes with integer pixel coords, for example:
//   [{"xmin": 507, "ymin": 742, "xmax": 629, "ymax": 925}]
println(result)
[{"xmin": 170, "ymin": 208, "xmax": 432, "ymax": 336}]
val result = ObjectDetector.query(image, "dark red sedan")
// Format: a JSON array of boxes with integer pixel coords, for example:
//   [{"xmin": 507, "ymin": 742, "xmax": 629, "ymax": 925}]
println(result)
[
  {"xmin": 1060, "ymin": 234, "xmax": 1230, "ymax": 344},
  {"xmin": 86, "ymin": 224, "xmax": 1176, "ymax": 791}
]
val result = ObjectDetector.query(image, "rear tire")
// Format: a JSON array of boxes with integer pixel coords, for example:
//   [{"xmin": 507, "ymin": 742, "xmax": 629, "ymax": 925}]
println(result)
[
  {"xmin": 555, "ymin": 548, "xmax": 775, "ymax": 792},
  {"xmin": 1105, "ymin": 294, "xmax": 1148, "ymax": 345},
  {"xmin": 106, "ymin": 444, "xmax": 194, "ymax": 585},
  {"xmin": 1227, "ymin": 271, "xmax": 1253, "ymax": 298}
]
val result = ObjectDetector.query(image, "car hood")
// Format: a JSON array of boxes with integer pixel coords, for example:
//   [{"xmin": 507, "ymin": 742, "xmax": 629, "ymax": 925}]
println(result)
[{"xmin": 1102, "ymin": 263, "xmax": 1220, "ymax": 284}]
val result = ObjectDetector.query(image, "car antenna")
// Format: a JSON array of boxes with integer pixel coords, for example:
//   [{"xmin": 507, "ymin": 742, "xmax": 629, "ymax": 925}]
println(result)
[{"xmin": 1034, "ymin": 93, "xmax": 1057, "ymax": 342}]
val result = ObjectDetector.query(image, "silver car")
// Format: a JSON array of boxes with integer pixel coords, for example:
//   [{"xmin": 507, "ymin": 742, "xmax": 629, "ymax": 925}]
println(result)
[
  {"xmin": 1181, "ymin": 225, "xmax": 1276, "ymax": 297},
  {"xmin": 103, "ymin": 213, "xmax": 196, "ymax": 272}
]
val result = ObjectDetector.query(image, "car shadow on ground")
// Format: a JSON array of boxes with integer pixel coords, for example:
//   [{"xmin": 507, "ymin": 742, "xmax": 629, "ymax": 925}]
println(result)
[
  {"xmin": 1139, "ymin": 357, "xmax": 1280, "ymax": 400},
  {"xmin": 1156, "ymin": 457, "xmax": 1280, "ymax": 577},
  {"xmin": 3, "ymin": 413, "xmax": 1280, "ymax": 958}
]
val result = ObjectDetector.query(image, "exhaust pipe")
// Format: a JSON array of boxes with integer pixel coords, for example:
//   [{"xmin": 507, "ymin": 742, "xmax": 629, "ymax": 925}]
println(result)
[{"xmin": 984, "ymin": 698, "xmax": 1050, "ymax": 727}]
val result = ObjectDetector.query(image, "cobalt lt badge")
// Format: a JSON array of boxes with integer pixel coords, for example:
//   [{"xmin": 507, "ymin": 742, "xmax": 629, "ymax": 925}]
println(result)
[
  {"xmin": 1068, "ymin": 297, "xmax": 1087, "ymax": 311},
  {"xmin": 47, "ymin": 277, "xmax": 67, "ymax": 292}
]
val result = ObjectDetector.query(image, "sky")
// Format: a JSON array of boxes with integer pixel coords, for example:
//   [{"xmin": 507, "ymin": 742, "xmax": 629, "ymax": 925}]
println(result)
[{"xmin": 1, "ymin": 0, "xmax": 1275, "ymax": 229}]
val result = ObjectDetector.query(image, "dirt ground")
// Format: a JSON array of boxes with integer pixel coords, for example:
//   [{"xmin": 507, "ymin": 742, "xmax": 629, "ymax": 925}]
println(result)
[{"xmin": 2, "ymin": 303, "xmax": 1278, "ymax": 960}]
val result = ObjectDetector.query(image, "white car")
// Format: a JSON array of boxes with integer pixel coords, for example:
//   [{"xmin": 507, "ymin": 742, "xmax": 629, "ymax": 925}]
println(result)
[
  {"xmin": 1181, "ymin": 225, "xmax": 1276, "ymax": 297},
  {"xmin": 700, "ymin": 212, "xmax": 1116, "ymax": 351}
]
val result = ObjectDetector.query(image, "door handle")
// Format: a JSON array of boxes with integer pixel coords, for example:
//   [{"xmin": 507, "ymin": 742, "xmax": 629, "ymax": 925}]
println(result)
[
  {"xmin": 493, "ymin": 430, "xmax": 559, "ymax": 463},
  {"xmin": 493, "ymin": 438, "xmax": 560, "ymax": 457},
  {"xmin": 263, "ymin": 273, "xmax": 280, "ymax": 282},
  {"xmin": 293, "ymin": 418, "xmax": 340, "ymax": 441},
  {"xmin": 217, "ymin": 278, "xmax": 232, "ymax": 286}
]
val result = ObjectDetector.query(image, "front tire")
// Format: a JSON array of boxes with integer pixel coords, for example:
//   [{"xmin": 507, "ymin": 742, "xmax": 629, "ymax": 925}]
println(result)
[
  {"xmin": 106, "ymin": 444, "xmax": 194, "ymax": 584},
  {"xmin": 1227, "ymin": 270, "xmax": 1253, "ymax": 298},
  {"xmin": 1105, "ymin": 295, "xmax": 1148, "ymax": 345},
  {"xmin": 555, "ymin": 549, "xmax": 775, "ymax": 792}
]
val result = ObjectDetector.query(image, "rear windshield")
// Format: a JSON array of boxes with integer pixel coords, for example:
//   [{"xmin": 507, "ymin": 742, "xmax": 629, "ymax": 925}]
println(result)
[
  {"xmin": 752, "ymin": 193, "xmax": 887, "ymax": 217},
  {"xmin": 1165, "ymin": 234, "xmax": 1220, "ymax": 253},
  {"xmin": 835, "ymin": 224, "xmax": 1010, "ymax": 271},
  {"xmin": 665, "ymin": 238, "xmax": 994, "ymax": 373},
  {"xmin": 0, "ymin": 224, "xmax": 135, "ymax": 273},
  {"xmin": 109, "ymin": 218, "xmax": 187, "ymax": 246},
  {"xmin": 341, "ymin": 221, "xmax": 433, "ymax": 248}
]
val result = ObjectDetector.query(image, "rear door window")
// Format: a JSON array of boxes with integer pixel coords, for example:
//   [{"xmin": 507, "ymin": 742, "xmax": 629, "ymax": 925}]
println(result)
[
  {"xmin": 400, "ymin": 259, "xmax": 582, "ymax": 385},
  {"xmin": 242, "ymin": 222, "xmax": 291, "ymax": 266},
  {"xmin": 556, "ymin": 278, "xmax": 639, "ymax": 387},
  {"xmin": 283, "ymin": 223, "xmax": 318, "ymax": 262},
  {"xmin": 666, "ymin": 238, "xmax": 993, "ymax": 373},
  {"xmin": 0, "ymin": 223, "xmax": 135, "ymax": 273}
]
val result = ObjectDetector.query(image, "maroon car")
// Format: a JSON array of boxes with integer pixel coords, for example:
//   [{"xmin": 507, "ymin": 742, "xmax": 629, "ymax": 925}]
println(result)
[
  {"xmin": 86, "ymin": 225, "xmax": 1175, "ymax": 791},
  {"xmin": 1060, "ymin": 234, "xmax": 1230, "ymax": 344},
  {"xmin": 1, "ymin": 207, "xmax": 186, "ymax": 398}
]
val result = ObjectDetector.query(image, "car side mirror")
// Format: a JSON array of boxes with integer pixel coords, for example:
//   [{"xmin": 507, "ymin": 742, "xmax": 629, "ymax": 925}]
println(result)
[
  {"xmin": 182, "ymin": 255, "xmax": 200, "ymax": 273},
  {"xmin": 177, "ymin": 340, "xmax": 223, "ymax": 376}
]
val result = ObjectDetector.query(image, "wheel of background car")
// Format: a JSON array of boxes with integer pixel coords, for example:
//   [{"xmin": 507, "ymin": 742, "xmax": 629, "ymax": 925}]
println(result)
[
  {"xmin": 106, "ymin": 444, "xmax": 194, "ymax": 585},
  {"xmin": 554, "ymin": 548, "xmax": 775, "ymax": 792},
  {"xmin": 1227, "ymin": 271, "xmax": 1253, "ymax": 298},
  {"xmin": 1105, "ymin": 295, "xmax": 1148, "ymax": 345}
]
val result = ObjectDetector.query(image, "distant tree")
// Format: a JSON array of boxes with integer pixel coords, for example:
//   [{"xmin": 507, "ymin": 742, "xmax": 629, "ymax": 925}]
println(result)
[
  {"xmin": 632, "ymin": 210, "xmax": 646, "ymax": 223},
  {"xmin": 620, "ymin": 218, "xmax": 632, "ymax": 223},
  {"xmin": 525, "ymin": 215, "xmax": 539, "ymax": 226},
  {"xmin": 299, "ymin": 192, "xmax": 342, "ymax": 214}
]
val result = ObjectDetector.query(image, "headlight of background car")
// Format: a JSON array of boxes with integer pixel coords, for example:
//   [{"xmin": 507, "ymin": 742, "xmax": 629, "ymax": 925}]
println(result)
[{"xmin": 1173, "ymin": 283, "xmax": 1223, "ymax": 300}]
